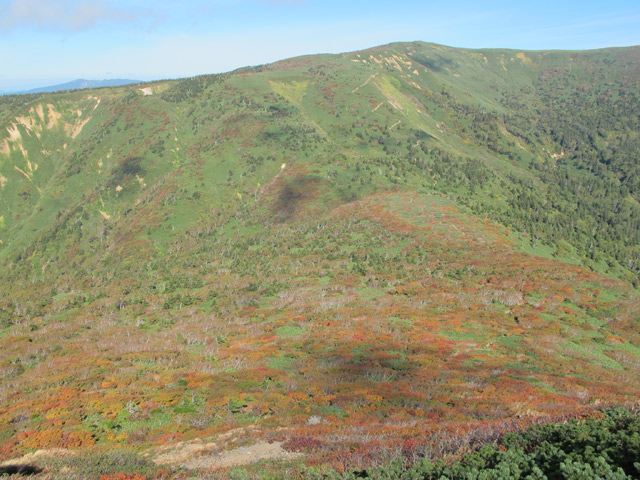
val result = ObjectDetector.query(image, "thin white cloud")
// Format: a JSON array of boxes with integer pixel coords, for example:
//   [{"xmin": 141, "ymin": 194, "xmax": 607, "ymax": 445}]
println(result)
[{"xmin": 0, "ymin": 0, "xmax": 141, "ymax": 32}]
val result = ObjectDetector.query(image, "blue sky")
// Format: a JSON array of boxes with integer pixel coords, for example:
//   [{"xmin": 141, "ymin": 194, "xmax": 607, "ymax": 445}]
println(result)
[{"xmin": 1, "ymin": 0, "xmax": 639, "ymax": 91}]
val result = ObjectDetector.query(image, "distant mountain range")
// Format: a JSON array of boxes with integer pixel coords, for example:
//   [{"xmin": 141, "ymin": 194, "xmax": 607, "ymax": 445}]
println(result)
[{"xmin": 1, "ymin": 78, "xmax": 141, "ymax": 95}]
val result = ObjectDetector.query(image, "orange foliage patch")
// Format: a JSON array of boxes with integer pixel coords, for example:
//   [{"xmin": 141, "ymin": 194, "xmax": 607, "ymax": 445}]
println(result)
[{"xmin": 16, "ymin": 429, "xmax": 95, "ymax": 450}]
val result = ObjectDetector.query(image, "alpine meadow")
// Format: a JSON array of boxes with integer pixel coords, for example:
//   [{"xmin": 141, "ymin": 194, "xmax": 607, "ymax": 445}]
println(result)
[{"xmin": 1, "ymin": 42, "xmax": 640, "ymax": 478}]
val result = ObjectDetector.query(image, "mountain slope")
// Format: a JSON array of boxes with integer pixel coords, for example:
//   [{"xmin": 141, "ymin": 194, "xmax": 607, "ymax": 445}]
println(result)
[{"xmin": 0, "ymin": 42, "xmax": 639, "ymax": 473}]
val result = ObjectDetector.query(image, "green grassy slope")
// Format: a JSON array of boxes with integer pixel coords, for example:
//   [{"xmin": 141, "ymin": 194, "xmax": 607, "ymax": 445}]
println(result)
[
  {"xmin": 1, "ymin": 43, "xmax": 639, "ymax": 284},
  {"xmin": 0, "ymin": 42, "xmax": 639, "ymax": 475}
]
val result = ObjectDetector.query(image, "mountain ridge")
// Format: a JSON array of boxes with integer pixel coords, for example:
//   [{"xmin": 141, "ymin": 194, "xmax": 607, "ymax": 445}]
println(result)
[{"xmin": 0, "ymin": 41, "xmax": 639, "ymax": 475}]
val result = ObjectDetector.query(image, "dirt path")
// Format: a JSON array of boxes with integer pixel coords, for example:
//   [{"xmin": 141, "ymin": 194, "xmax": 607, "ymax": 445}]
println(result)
[
  {"xmin": 352, "ymin": 73, "xmax": 377, "ymax": 94},
  {"xmin": 151, "ymin": 426, "xmax": 303, "ymax": 471},
  {"xmin": 182, "ymin": 441, "xmax": 302, "ymax": 470}
]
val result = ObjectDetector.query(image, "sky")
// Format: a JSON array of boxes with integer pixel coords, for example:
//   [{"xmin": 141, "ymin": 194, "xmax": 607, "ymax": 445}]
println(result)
[{"xmin": 1, "ymin": 0, "xmax": 639, "ymax": 91}]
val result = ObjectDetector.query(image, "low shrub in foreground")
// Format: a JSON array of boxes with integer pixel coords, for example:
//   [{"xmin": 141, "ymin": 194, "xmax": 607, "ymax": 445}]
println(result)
[{"xmin": 311, "ymin": 408, "xmax": 640, "ymax": 479}]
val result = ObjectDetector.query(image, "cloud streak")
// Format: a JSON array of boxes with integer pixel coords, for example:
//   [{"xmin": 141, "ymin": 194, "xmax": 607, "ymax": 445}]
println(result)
[{"xmin": 0, "ymin": 0, "xmax": 141, "ymax": 32}]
